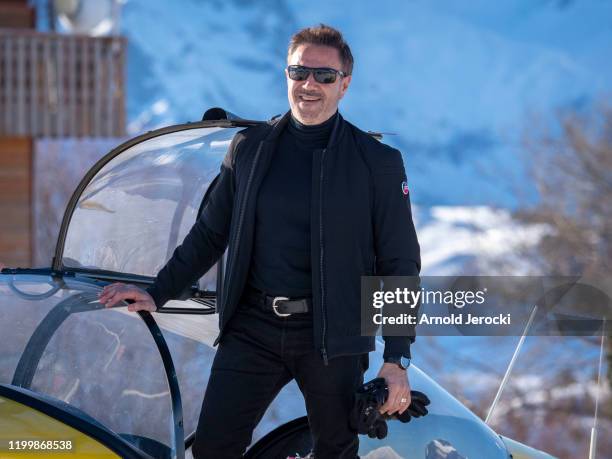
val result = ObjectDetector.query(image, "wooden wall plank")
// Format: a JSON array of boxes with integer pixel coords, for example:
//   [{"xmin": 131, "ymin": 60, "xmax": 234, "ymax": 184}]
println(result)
[{"xmin": 0, "ymin": 137, "xmax": 32, "ymax": 267}]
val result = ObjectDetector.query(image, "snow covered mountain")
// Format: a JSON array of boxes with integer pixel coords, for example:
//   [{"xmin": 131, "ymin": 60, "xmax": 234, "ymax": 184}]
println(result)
[{"xmin": 121, "ymin": 0, "xmax": 612, "ymax": 207}]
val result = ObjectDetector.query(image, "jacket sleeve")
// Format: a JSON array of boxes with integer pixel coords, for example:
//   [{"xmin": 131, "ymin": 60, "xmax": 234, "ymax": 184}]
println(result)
[
  {"xmin": 372, "ymin": 146, "xmax": 421, "ymax": 359},
  {"xmin": 146, "ymin": 137, "xmax": 238, "ymax": 310}
]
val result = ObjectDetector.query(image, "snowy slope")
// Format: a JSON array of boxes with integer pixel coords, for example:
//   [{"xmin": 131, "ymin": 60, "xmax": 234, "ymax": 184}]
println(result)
[{"xmin": 121, "ymin": 0, "xmax": 612, "ymax": 207}]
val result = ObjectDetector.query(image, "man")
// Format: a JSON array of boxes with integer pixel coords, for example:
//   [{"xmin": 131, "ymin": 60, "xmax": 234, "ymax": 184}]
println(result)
[{"xmin": 99, "ymin": 24, "xmax": 420, "ymax": 458}]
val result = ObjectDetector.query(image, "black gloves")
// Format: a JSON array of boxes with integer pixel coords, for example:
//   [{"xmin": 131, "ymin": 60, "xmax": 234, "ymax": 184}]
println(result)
[
  {"xmin": 350, "ymin": 378, "xmax": 389, "ymax": 439},
  {"xmin": 349, "ymin": 378, "xmax": 430, "ymax": 440},
  {"xmin": 394, "ymin": 389, "xmax": 430, "ymax": 423}
]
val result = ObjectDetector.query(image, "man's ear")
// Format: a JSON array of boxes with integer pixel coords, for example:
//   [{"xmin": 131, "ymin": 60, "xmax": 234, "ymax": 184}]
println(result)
[{"xmin": 339, "ymin": 75, "xmax": 352, "ymax": 99}]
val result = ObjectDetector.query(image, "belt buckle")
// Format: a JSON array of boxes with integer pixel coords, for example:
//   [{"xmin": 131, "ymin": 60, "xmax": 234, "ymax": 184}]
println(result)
[{"xmin": 272, "ymin": 296, "xmax": 291, "ymax": 317}]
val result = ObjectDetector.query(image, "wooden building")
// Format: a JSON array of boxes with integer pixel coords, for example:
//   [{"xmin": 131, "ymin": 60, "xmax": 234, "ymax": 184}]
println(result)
[{"xmin": 0, "ymin": 0, "xmax": 126, "ymax": 267}]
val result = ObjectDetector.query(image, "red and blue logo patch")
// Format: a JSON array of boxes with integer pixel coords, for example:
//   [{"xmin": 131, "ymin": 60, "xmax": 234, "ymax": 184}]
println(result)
[{"xmin": 401, "ymin": 181, "xmax": 409, "ymax": 195}]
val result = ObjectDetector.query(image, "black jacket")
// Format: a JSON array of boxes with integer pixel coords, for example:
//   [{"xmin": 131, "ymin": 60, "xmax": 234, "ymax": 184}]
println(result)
[{"xmin": 147, "ymin": 111, "xmax": 421, "ymax": 362}]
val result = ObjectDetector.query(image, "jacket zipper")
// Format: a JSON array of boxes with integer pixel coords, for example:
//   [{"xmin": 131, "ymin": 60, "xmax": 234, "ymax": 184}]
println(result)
[
  {"xmin": 319, "ymin": 148, "xmax": 328, "ymax": 365},
  {"xmin": 216, "ymin": 141, "xmax": 265, "ymax": 344}
]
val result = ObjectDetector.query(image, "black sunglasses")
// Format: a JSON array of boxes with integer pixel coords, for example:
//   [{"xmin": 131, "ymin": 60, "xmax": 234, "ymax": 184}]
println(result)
[{"xmin": 287, "ymin": 65, "xmax": 347, "ymax": 84}]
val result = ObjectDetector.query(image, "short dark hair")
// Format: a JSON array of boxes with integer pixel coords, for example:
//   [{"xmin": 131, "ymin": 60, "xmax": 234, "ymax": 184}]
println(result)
[{"xmin": 287, "ymin": 24, "xmax": 354, "ymax": 75}]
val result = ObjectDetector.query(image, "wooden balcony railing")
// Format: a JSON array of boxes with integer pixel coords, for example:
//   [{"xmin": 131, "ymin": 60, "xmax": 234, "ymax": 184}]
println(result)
[{"xmin": 0, "ymin": 28, "xmax": 126, "ymax": 138}]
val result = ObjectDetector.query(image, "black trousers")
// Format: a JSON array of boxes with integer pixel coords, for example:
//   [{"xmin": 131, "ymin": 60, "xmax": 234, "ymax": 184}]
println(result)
[{"xmin": 192, "ymin": 301, "xmax": 368, "ymax": 459}]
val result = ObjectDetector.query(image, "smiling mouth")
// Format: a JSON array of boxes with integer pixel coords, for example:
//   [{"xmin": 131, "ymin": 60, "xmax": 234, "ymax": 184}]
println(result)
[{"xmin": 298, "ymin": 94, "xmax": 322, "ymax": 102}]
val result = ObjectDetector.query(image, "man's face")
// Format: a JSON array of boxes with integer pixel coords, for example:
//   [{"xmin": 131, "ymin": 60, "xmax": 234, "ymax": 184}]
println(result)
[{"xmin": 286, "ymin": 44, "xmax": 352, "ymax": 125}]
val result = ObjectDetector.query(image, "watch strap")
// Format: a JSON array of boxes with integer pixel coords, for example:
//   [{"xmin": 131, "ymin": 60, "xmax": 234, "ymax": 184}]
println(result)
[{"xmin": 383, "ymin": 355, "xmax": 410, "ymax": 370}]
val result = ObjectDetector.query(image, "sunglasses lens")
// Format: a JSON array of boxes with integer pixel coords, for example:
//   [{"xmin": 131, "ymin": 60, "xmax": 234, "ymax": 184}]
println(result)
[
  {"xmin": 288, "ymin": 66, "xmax": 309, "ymax": 81},
  {"xmin": 314, "ymin": 70, "xmax": 337, "ymax": 84},
  {"xmin": 288, "ymin": 66, "xmax": 340, "ymax": 84}
]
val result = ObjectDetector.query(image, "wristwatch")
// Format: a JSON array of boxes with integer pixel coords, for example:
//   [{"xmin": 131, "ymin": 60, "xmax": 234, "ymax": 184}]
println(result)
[{"xmin": 383, "ymin": 355, "xmax": 411, "ymax": 370}]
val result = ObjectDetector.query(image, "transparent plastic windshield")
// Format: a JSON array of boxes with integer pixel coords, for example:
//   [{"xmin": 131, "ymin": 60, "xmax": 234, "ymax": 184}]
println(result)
[
  {"xmin": 0, "ymin": 274, "xmax": 179, "ymax": 457},
  {"xmin": 61, "ymin": 126, "xmax": 240, "ymax": 280},
  {"xmin": 2, "ymin": 274, "xmax": 513, "ymax": 459},
  {"xmin": 356, "ymin": 346, "xmax": 509, "ymax": 459}
]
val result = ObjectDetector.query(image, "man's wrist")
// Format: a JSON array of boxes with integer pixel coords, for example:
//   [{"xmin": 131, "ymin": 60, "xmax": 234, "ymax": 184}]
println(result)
[
  {"xmin": 383, "ymin": 355, "xmax": 411, "ymax": 370},
  {"xmin": 145, "ymin": 285, "xmax": 162, "ymax": 311}
]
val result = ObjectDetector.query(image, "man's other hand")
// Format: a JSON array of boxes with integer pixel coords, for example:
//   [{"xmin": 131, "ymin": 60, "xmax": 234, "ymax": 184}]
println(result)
[
  {"xmin": 98, "ymin": 283, "xmax": 157, "ymax": 312},
  {"xmin": 377, "ymin": 363, "xmax": 411, "ymax": 416}
]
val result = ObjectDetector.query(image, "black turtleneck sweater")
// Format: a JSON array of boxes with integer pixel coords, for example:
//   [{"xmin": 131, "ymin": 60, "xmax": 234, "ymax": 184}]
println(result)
[{"xmin": 247, "ymin": 112, "xmax": 337, "ymax": 297}]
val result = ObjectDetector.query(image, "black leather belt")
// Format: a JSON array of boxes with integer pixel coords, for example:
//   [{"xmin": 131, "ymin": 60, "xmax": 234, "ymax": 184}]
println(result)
[{"xmin": 243, "ymin": 286, "xmax": 311, "ymax": 317}]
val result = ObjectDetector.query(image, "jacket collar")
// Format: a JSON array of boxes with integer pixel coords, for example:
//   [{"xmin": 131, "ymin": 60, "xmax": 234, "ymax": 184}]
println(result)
[{"xmin": 266, "ymin": 110, "xmax": 345, "ymax": 149}]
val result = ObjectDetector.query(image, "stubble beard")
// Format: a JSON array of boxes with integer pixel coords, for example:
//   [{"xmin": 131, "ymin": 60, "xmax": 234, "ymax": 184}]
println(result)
[{"xmin": 292, "ymin": 93, "xmax": 328, "ymax": 125}]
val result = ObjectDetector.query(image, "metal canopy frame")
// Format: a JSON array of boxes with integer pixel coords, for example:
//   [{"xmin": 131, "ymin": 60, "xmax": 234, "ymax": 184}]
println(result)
[
  {"xmin": 47, "ymin": 117, "xmax": 262, "ymax": 308},
  {"xmin": 7, "ymin": 275, "xmax": 185, "ymax": 458},
  {"xmin": 52, "ymin": 118, "xmax": 265, "ymax": 274}
]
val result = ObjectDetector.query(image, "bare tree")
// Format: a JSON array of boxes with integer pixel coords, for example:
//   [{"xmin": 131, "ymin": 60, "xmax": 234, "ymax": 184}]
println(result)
[
  {"xmin": 518, "ymin": 104, "xmax": 612, "ymax": 274},
  {"xmin": 516, "ymin": 103, "xmax": 611, "ymax": 385},
  {"xmin": 506, "ymin": 103, "xmax": 612, "ymax": 458}
]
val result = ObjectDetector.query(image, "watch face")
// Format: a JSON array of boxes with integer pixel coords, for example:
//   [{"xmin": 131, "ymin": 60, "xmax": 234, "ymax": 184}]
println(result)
[{"xmin": 400, "ymin": 357, "xmax": 411, "ymax": 369}]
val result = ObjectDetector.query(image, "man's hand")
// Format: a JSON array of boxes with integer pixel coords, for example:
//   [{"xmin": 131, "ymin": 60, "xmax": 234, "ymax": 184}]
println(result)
[
  {"xmin": 377, "ymin": 362, "xmax": 411, "ymax": 416},
  {"xmin": 98, "ymin": 283, "xmax": 157, "ymax": 312}
]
